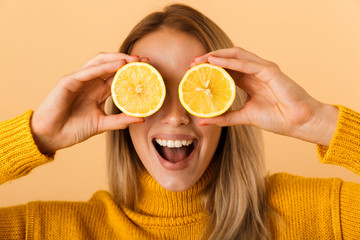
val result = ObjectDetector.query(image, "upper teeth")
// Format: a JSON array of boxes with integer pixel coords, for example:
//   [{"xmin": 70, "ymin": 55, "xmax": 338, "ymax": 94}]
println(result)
[{"xmin": 155, "ymin": 139, "xmax": 193, "ymax": 148}]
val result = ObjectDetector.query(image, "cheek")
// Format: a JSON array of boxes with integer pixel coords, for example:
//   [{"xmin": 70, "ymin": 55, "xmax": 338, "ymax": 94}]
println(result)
[
  {"xmin": 129, "ymin": 124, "xmax": 140, "ymax": 142},
  {"xmin": 129, "ymin": 124, "xmax": 150, "ymax": 159},
  {"xmin": 201, "ymin": 126, "xmax": 222, "ymax": 159}
]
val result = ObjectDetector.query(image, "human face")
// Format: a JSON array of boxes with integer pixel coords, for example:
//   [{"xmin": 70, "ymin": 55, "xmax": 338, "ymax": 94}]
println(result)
[{"xmin": 129, "ymin": 29, "xmax": 222, "ymax": 192}]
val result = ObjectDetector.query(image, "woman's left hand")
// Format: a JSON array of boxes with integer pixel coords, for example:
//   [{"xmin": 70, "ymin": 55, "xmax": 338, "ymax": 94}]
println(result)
[{"xmin": 192, "ymin": 47, "xmax": 339, "ymax": 146}]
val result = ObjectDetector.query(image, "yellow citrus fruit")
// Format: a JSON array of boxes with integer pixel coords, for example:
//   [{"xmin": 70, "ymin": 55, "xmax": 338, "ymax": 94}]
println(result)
[
  {"xmin": 178, "ymin": 63, "xmax": 236, "ymax": 118},
  {"xmin": 111, "ymin": 62, "xmax": 166, "ymax": 117}
]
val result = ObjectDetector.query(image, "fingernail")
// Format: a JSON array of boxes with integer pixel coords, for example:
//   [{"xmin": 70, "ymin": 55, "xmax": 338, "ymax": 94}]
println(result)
[
  {"xmin": 194, "ymin": 56, "xmax": 201, "ymax": 59},
  {"xmin": 130, "ymin": 55, "xmax": 139, "ymax": 58},
  {"xmin": 191, "ymin": 60, "xmax": 195, "ymax": 65},
  {"xmin": 199, "ymin": 123, "xmax": 209, "ymax": 126},
  {"xmin": 209, "ymin": 54, "xmax": 215, "ymax": 58}
]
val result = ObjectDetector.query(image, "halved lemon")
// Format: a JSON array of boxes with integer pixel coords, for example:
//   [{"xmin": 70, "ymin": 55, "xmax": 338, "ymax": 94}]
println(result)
[
  {"xmin": 111, "ymin": 62, "xmax": 166, "ymax": 117},
  {"xmin": 179, "ymin": 63, "xmax": 236, "ymax": 118}
]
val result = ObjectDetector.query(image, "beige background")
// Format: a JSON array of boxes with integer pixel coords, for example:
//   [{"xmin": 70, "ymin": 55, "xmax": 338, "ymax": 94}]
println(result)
[{"xmin": 1, "ymin": 0, "xmax": 360, "ymax": 206}]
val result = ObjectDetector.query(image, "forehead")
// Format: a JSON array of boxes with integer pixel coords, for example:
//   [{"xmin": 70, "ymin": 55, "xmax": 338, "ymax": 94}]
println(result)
[{"xmin": 130, "ymin": 29, "xmax": 207, "ymax": 81}]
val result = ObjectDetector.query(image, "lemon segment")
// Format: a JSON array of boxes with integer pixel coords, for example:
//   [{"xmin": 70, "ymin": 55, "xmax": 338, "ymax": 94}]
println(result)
[
  {"xmin": 178, "ymin": 63, "xmax": 236, "ymax": 118},
  {"xmin": 111, "ymin": 62, "xmax": 166, "ymax": 117}
]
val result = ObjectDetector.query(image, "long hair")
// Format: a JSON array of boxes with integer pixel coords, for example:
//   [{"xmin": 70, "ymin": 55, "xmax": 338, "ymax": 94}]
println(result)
[{"xmin": 107, "ymin": 4, "xmax": 270, "ymax": 239}]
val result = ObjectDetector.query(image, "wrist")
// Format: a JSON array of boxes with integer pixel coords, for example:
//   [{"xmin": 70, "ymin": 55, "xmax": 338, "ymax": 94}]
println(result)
[
  {"xmin": 30, "ymin": 112, "xmax": 57, "ymax": 155},
  {"xmin": 295, "ymin": 103, "xmax": 339, "ymax": 146}
]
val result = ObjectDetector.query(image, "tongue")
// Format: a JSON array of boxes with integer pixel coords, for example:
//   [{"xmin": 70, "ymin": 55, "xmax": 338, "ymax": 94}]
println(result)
[{"xmin": 162, "ymin": 146, "xmax": 190, "ymax": 163}]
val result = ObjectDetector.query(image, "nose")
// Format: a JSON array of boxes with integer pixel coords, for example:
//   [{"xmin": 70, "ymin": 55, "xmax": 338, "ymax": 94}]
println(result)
[{"xmin": 160, "ymin": 92, "xmax": 191, "ymax": 127}]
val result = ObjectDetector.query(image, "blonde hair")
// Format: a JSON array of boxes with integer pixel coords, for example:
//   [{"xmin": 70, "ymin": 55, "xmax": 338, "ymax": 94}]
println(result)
[{"xmin": 107, "ymin": 4, "xmax": 270, "ymax": 239}]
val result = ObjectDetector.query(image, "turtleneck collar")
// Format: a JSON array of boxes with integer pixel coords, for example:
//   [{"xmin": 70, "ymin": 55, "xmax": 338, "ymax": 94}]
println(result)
[{"xmin": 134, "ymin": 162, "xmax": 216, "ymax": 218}]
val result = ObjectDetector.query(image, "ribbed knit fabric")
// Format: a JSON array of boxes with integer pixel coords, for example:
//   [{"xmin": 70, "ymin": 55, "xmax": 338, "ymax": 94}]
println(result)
[
  {"xmin": 267, "ymin": 173, "xmax": 343, "ymax": 239},
  {"xmin": 0, "ymin": 110, "xmax": 53, "ymax": 185},
  {"xmin": 317, "ymin": 105, "xmax": 360, "ymax": 173},
  {"xmin": 1, "ymin": 106, "xmax": 360, "ymax": 239}
]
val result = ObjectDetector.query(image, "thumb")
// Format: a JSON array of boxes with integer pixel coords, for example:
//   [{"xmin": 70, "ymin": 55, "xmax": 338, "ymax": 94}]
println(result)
[
  {"xmin": 198, "ymin": 110, "xmax": 250, "ymax": 127},
  {"xmin": 100, "ymin": 113, "xmax": 144, "ymax": 132}
]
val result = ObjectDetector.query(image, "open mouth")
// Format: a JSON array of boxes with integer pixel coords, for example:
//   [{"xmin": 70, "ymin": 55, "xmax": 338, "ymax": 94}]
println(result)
[{"xmin": 152, "ymin": 138, "xmax": 197, "ymax": 164}]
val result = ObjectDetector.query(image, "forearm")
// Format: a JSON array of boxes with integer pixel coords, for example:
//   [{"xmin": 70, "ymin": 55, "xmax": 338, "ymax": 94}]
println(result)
[{"xmin": 0, "ymin": 111, "xmax": 53, "ymax": 184}]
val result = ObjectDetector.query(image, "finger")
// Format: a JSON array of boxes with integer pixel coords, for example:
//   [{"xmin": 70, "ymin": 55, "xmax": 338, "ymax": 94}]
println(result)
[
  {"xmin": 105, "ymin": 75, "xmax": 115, "ymax": 88},
  {"xmin": 191, "ymin": 55, "xmax": 207, "ymax": 67},
  {"xmin": 63, "ymin": 59, "xmax": 126, "ymax": 92},
  {"xmin": 198, "ymin": 110, "xmax": 250, "ymax": 127},
  {"xmin": 193, "ymin": 47, "xmax": 267, "ymax": 65},
  {"xmin": 80, "ymin": 52, "xmax": 140, "ymax": 69},
  {"xmin": 101, "ymin": 73, "xmax": 115, "ymax": 81},
  {"xmin": 207, "ymin": 55, "xmax": 264, "ymax": 76},
  {"xmin": 211, "ymin": 47, "xmax": 267, "ymax": 63},
  {"xmin": 141, "ymin": 57, "xmax": 150, "ymax": 63},
  {"xmin": 100, "ymin": 113, "xmax": 145, "ymax": 132}
]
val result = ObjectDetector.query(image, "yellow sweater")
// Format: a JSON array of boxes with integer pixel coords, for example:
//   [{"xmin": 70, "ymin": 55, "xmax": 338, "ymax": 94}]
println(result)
[{"xmin": 0, "ymin": 106, "xmax": 360, "ymax": 239}]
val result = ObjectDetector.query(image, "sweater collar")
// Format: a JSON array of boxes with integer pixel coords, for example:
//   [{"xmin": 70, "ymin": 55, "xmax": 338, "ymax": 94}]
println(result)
[{"xmin": 135, "ymin": 162, "xmax": 215, "ymax": 218}]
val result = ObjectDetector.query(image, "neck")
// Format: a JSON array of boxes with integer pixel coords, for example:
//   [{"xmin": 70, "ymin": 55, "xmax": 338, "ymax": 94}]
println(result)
[{"xmin": 135, "ymin": 163, "xmax": 216, "ymax": 218}]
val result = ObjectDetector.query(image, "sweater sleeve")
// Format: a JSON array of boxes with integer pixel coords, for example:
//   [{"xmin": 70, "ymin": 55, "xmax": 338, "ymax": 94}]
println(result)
[
  {"xmin": 266, "ymin": 174, "xmax": 360, "ymax": 239},
  {"xmin": 317, "ymin": 105, "xmax": 360, "ymax": 175},
  {"xmin": 0, "ymin": 204, "xmax": 27, "ymax": 239},
  {"xmin": 339, "ymin": 181, "xmax": 360, "ymax": 239},
  {"xmin": 0, "ymin": 110, "xmax": 54, "ymax": 185},
  {"xmin": 316, "ymin": 105, "xmax": 360, "ymax": 237}
]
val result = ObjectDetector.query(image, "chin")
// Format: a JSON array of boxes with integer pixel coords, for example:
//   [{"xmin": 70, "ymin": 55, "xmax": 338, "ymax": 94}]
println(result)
[{"xmin": 155, "ymin": 174, "xmax": 195, "ymax": 192}]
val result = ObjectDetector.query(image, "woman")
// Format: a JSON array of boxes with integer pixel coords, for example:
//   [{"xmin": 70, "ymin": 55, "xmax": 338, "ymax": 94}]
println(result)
[{"xmin": 1, "ymin": 4, "xmax": 359, "ymax": 239}]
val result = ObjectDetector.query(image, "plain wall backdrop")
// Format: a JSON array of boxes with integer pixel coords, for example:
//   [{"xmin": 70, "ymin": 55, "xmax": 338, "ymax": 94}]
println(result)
[{"xmin": 1, "ymin": 0, "xmax": 360, "ymax": 206}]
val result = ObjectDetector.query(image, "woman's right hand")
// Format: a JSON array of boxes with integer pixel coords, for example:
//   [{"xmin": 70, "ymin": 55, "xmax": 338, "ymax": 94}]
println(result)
[
  {"xmin": 192, "ymin": 47, "xmax": 339, "ymax": 146},
  {"xmin": 30, "ymin": 53, "xmax": 145, "ymax": 154}
]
